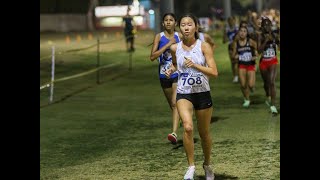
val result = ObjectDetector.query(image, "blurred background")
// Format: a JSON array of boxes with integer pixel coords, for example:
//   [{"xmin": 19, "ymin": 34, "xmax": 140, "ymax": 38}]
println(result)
[{"xmin": 40, "ymin": 0, "xmax": 280, "ymax": 33}]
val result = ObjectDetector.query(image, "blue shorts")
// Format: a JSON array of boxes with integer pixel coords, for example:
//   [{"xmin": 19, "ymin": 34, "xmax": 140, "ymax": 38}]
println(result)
[{"xmin": 176, "ymin": 91, "xmax": 213, "ymax": 110}]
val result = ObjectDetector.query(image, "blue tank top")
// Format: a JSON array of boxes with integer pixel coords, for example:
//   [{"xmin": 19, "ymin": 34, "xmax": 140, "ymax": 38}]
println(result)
[
  {"xmin": 158, "ymin": 32, "xmax": 180, "ymax": 79},
  {"xmin": 199, "ymin": 32, "xmax": 205, "ymax": 42},
  {"xmin": 226, "ymin": 26, "xmax": 238, "ymax": 44}
]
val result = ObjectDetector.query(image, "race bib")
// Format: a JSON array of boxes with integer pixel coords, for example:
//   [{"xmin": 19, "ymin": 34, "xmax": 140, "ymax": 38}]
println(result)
[
  {"xmin": 160, "ymin": 62, "xmax": 172, "ymax": 75},
  {"xmin": 159, "ymin": 49, "xmax": 173, "ymax": 75},
  {"xmin": 239, "ymin": 52, "xmax": 252, "ymax": 62},
  {"xmin": 264, "ymin": 48, "xmax": 275, "ymax": 58},
  {"xmin": 179, "ymin": 73, "xmax": 204, "ymax": 89}
]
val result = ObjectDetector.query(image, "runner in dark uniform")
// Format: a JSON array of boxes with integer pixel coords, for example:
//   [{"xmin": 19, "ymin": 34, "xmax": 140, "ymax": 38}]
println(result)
[
  {"xmin": 232, "ymin": 26, "xmax": 258, "ymax": 108},
  {"xmin": 122, "ymin": 6, "xmax": 135, "ymax": 52},
  {"xmin": 257, "ymin": 17, "xmax": 280, "ymax": 115}
]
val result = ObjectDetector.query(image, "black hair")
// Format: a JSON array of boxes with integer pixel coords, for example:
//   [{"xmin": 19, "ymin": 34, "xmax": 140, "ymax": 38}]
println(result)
[
  {"xmin": 162, "ymin": 13, "xmax": 177, "ymax": 22},
  {"xmin": 238, "ymin": 26, "xmax": 250, "ymax": 38},
  {"xmin": 178, "ymin": 13, "xmax": 199, "ymax": 39},
  {"xmin": 239, "ymin": 25, "xmax": 248, "ymax": 32},
  {"xmin": 239, "ymin": 20, "xmax": 248, "ymax": 27},
  {"xmin": 261, "ymin": 17, "xmax": 272, "ymax": 34}
]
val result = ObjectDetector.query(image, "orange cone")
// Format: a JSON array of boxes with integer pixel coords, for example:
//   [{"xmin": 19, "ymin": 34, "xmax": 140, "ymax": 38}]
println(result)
[
  {"xmin": 88, "ymin": 33, "xmax": 93, "ymax": 40},
  {"xmin": 76, "ymin": 34, "xmax": 82, "ymax": 42},
  {"xmin": 65, "ymin": 35, "xmax": 70, "ymax": 44}
]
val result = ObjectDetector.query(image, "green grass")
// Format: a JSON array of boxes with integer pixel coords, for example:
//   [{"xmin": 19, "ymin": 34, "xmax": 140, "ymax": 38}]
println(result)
[{"xmin": 40, "ymin": 30, "xmax": 280, "ymax": 179}]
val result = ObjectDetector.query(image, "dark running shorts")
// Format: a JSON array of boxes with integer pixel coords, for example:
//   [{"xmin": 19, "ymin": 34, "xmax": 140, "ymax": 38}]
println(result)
[
  {"xmin": 160, "ymin": 77, "xmax": 178, "ymax": 89},
  {"xmin": 176, "ymin": 91, "xmax": 213, "ymax": 110}
]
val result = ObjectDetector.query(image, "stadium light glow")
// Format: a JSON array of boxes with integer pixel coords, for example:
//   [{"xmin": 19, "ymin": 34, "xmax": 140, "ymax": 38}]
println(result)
[
  {"xmin": 95, "ymin": 5, "xmax": 144, "ymax": 17},
  {"xmin": 99, "ymin": 16, "xmax": 144, "ymax": 27},
  {"xmin": 148, "ymin": 9, "xmax": 154, "ymax": 15},
  {"xmin": 133, "ymin": 0, "xmax": 140, "ymax": 8}
]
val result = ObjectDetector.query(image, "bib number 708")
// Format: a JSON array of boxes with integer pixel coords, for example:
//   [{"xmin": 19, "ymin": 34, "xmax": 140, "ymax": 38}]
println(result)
[{"xmin": 181, "ymin": 77, "xmax": 202, "ymax": 86}]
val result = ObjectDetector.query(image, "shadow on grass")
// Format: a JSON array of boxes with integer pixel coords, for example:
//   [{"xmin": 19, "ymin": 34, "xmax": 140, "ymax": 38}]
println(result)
[
  {"xmin": 172, "ymin": 138, "xmax": 199, "ymax": 150},
  {"xmin": 40, "ymin": 85, "xmax": 93, "ymax": 108},
  {"xmin": 249, "ymin": 94, "xmax": 265, "ymax": 105},
  {"xmin": 40, "ymin": 71, "xmax": 127, "ymax": 109},
  {"xmin": 197, "ymin": 173, "xmax": 238, "ymax": 180},
  {"xmin": 211, "ymin": 116, "xmax": 229, "ymax": 123}
]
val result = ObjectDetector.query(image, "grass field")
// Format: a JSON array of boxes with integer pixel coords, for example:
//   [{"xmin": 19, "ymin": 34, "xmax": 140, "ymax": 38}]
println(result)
[{"xmin": 40, "ymin": 30, "xmax": 280, "ymax": 180}]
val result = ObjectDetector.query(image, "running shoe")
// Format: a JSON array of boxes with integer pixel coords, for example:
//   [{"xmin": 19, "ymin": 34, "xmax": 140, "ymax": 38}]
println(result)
[
  {"xmin": 232, "ymin": 76, "xmax": 239, "ymax": 83},
  {"xmin": 270, "ymin": 105, "xmax": 278, "ymax": 115},
  {"xmin": 167, "ymin": 132, "xmax": 177, "ymax": 144},
  {"xmin": 184, "ymin": 165, "xmax": 195, "ymax": 180},
  {"xmin": 203, "ymin": 164, "xmax": 215, "ymax": 180},
  {"xmin": 242, "ymin": 100, "xmax": 250, "ymax": 108}
]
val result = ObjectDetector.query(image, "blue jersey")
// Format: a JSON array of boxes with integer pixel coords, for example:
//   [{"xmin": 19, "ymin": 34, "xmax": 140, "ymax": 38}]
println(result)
[
  {"xmin": 158, "ymin": 32, "xmax": 180, "ymax": 79},
  {"xmin": 199, "ymin": 32, "xmax": 205, "ymax": 42},
  {"xmin": 226, "ymin": 25, "xmax": 238, "ymax": 44}
]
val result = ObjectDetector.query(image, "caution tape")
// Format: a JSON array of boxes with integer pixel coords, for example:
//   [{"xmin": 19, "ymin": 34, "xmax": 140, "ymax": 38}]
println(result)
[{"xmin": 40, "ymin": 43, "xmax": 96, "ymax": 61}]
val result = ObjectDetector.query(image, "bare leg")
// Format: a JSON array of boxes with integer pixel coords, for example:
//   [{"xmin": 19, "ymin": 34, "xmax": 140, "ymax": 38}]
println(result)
[
  {"xmin": 260, "ymin": 68, "xmax": 271, "ymax": 98},
  {"xmin": 131, "ymin": 38, "xmax": 135, "ymax": 50},
  {"xmin": 162, "ymin": 84, "xmax": 180, "ymax": 134},
  {"xmin": 177, "ymin": 99, "xmax": 194, "ymax": 166},
  {"xmin": 229, "ymin": 50, "xmax": 238, "ymax": 81},
  {"xmin": 239, "ymin": 68, "xmax": 249, "ymax": 100},
  {"xmin": 171, "ymin": 83, "xmax": 180, "ymax": 133},
  {"xmin": 247, "ymin": 70, "xmax": 256, "ymax": 92},
  {"xmin": 125, "ymin": 40, "xmax": 129, "ymax": 51},
  {"xmin": 195, "ymin": 107, "xmax": 213, "ymax": 165},
  {"xmin": 269, "ymin": 64, "xmax": 278, "ymax": 106},
  {"xmin": 232, "ymin": 61, "xmax": 239, "ymax": 79}
]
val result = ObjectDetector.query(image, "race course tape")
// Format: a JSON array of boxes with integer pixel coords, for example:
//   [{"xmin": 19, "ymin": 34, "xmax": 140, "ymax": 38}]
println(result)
[
  {"xmin": 40, "ymin": 44, "xmax": 97, "ymax": 61},
  {"xmin": 40, "ymin": 63, "xmax": 119, "ymax": 90},
  {"xmin": 64, "ymin": 44, "xmax": 97, "ymax": 53},
  {"xmin": 40, "ymin": 38, "xmax": 124, "ymax": 61},
  {"xmin": 40, "ymin": 83, "xmax": 50, "ymax": 90}
]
